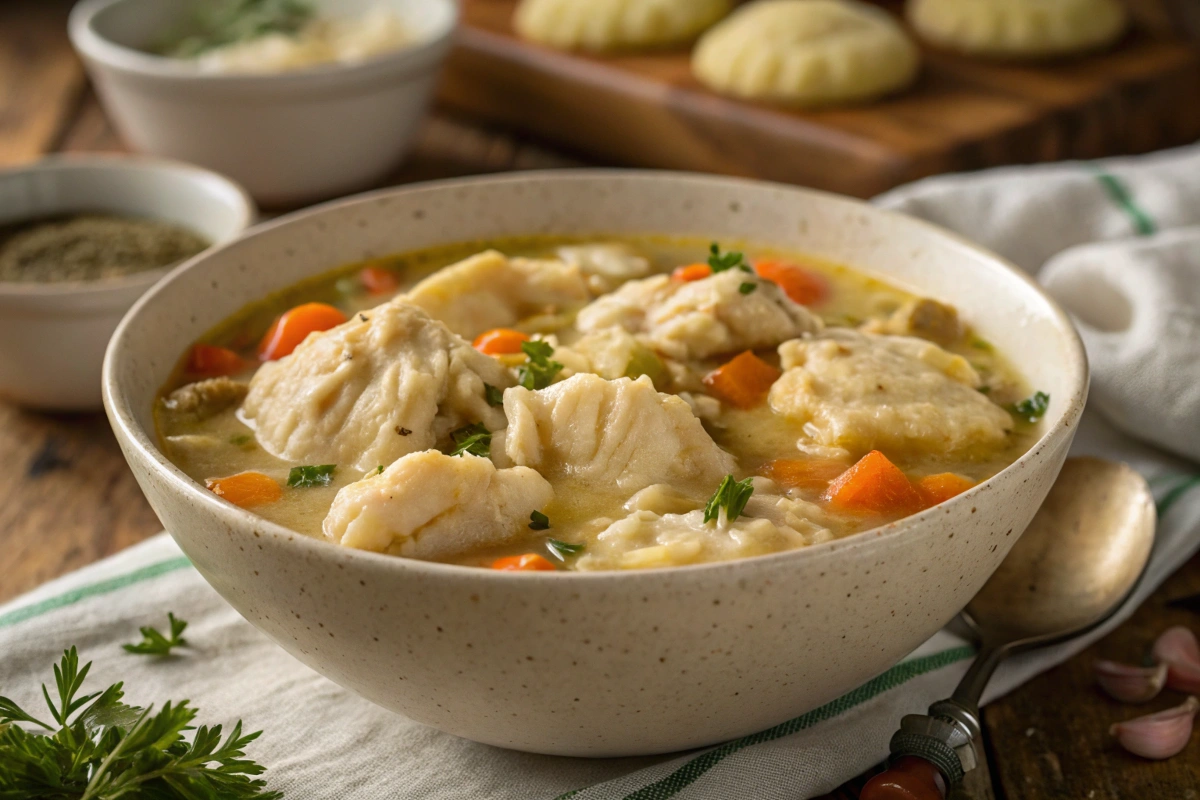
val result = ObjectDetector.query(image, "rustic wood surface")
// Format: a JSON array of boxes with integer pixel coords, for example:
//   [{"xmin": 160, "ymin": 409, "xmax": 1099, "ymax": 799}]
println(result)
[
  {"xmin": 440, "ymin": 0, "xmax": 1200, "ymax": 199},
  {"xmin": 1, "ymin": 2, "xmax": 1197, "ymax": 798}
]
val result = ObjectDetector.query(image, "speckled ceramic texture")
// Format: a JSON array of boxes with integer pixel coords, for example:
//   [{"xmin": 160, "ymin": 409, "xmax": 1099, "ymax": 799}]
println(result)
[{"xmin": 103, "ymin": 172, "xmax": 1089, "ymax": 757}]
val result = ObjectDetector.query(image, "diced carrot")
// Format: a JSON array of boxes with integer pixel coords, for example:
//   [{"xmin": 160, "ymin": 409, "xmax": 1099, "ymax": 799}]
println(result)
[
  {"xmin": 359, "ymin": 264, "xmax": 400, "ymax": 295},
  {"xmin": 823, "ymin": 450, "xmax": 924, "ymax": 516},
  {"xmin": 754, "ymin": 259, "xmax": 829, "ymax": 306},
  {"xmin": 703, "ymin": 350, "xmax": 783, "ymax": 409},
  {"xmin": 206, "ymin": 471, "xmax": 282, "ymax": 508},
  {"xmin": 491, "ymin": 553, "xmax": 556, "ymax": 572},
  {"xmin": 186, "ymin": 344, "xmax": 246, "ymax": 378},
  {"xmin": 672, "ymin": 263, "xmax": 713, "ymax": 282},
  {"xmin": 917, "ymin": 473, "xmax": 977, "ymax": 508},
  {"xmin": 761, "ymin": 458, "xmax": 851, "ymax": 492},
  {"xmin": 257, "ymin": 302, "xmax": 347, "ymax": 361},
  {"xmin": 473, "ymin": 328, "xmax": 530, "ymax": 355}
]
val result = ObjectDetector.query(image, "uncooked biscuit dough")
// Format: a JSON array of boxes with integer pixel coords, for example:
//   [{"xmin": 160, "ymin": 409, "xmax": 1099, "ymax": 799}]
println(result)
[
  {"xmin": 907, "ymin": 0, "xmax": 1127, "ymax": 59},
  {"xmin": 692, "ymin": 0, "xmax": 920, "ymax": 106},
  {"xmin": 514, "ymin": 0, "xmax": 731, "ymax": 52}
]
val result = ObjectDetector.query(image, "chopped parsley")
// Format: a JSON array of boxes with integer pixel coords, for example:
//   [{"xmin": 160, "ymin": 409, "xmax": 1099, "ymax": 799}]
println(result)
[
  {"xmin": 375, "ymin": 465, "xmax": 385, "ymax": 475},
  {"xmin": 707, "ymin": 243, "xmax": 752, "ymax": 274},
  {"xmin": 977, "ymin": 385, "xmax": 992, "ymax": 395},
  {"xmin": 738, "ymin": 281, "xmax": 757, "ymax": 295},
  {"xmin": 703, "ymin": 474, "xmax": 755, "ymax": 524},
  {"xmin": 122, "ymin": 612, "xmax": 188, "ymax": 656},
  {"xmin": 529, "ymin": 510, "xmax": 551, "ymax": 531},
  {"xmin": 287, "ymin": 464, "xmax": 336, "ymax": 488},
  {"xmin": 229, "ymin": 434, "xmax": 253, "ymax": 446},
  {"xmin": 450, "ymin": 423, "xmax": 491, "ymax": 458},
  {"xmin": 1008, "ymin": 391, "xmax": 1050, "ymax": 424},
  {"xmin": 547, "ymin": 538, "xmax": 585, "ymax": 560},
  {"xmin": 485, "ymin": 383, "xmax": 504, "ymax": 407},
  {"xmin": 971, "ymin": 338, "xmax": 994, "ymax": 352},
  {"xmin": 517, "ymin": 340, "xmax": 564, "ymax": 390}
]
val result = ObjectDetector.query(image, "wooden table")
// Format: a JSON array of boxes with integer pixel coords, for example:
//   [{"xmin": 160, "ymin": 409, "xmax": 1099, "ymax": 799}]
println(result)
[{"xmin": 2, "ymin": 2, "xmax": 1198, "ymax": 797}]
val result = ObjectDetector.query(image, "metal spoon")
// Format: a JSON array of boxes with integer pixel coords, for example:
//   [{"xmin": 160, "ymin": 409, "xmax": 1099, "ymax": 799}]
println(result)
[{"xmin": 861, "ymin": 457, "xmax": 1156, "ymax": 800}]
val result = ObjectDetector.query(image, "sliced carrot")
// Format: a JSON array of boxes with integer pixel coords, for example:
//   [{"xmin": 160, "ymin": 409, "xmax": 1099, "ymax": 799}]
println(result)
[
  {"xmin": 257, "ymin": 302, "xmax": 347, "ymax": 361},
  {"xmin": 917, "ymin": 473, "xmax": 977, "ymax": 508},
  {"xmin": 491, "ymin": 553, "xmax": 556, "ymax": 572},
  {"xmin": 762, "ymin": 458, "xmax": 852, "ymax": 492},
  {"xmin": 672, "ymin": 263, "xmax": 713, "ymax": 282},
  {"xmin": 473, "ymin": 328, "xmax": 531, "ymax": 355},
  {"xmin": 359, "ymin": 264, "xmax": 400, "ymax": 295},
  {"xmin": 754, "ymin": 259, "xmax": 829, "ymax": 307},
  {"xmin": 823, "ymin": 450, "xmax": 924, "ymax": 516},
  {"xmin": 703, "ymin": 350, "xmax": 783, "ymax": 409},
  {"xmin": 206, "ymin": 471, "xmax": 282, "ymax": 508},
  {"xmin": 186, "ymin": 344, "xmax": 246, "ymax": 378}
]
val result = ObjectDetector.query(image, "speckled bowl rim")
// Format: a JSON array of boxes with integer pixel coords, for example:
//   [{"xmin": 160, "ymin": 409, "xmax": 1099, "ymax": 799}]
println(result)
[
  {"xmin": 103, "ymin": 169, "xmax": 1090, "ymax": 582},
  {"xmin": 0, "ymin": 153, "xmax": 256, "ymax": 299}
]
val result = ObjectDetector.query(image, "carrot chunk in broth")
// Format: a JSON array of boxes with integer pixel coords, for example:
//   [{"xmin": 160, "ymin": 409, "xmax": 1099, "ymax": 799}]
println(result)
[
  {"xmin": 917, "ymin": 473, "xmax": 977, "ymax": 508},
  {"xmin": 206, "ymin": 471, "xmax": 282, "ymax": 508},
  {"xmin": 359, "ymin": 265, "xmax": 400, "ymax": 295},
  {"xmin": 824, "ymin": 450, "xmax": 924, "ymax": 516},
  {"xmin": 754, "ymin": 259, "xmax": 829, "ymax": 306},
  {"xmin": 258, "ymin": 302, "xmax": 347, "ymax": 361},
  {"xmin": 672, "ymin": 263, "xmax": 713, "ymax": 282},
  {"xmin": 762, "ymin": 458, "xmax": 851, "ymax": 492},
  {"xmin": 186, "ymin": 344, "xmax": 246, "ymax": 378},
  {"xmin": 491, "ymin": 553, "xmax": 556, "ymax": 571},
  {"xmin": 703, "ymin": 351, "xmax": 783, "ymax": 409},
  {"xmin": 473, "ymin": 328, "xmax": 531, "ymax": 355}
]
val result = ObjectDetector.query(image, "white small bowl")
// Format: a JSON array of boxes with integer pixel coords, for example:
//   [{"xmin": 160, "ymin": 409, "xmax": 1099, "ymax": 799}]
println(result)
[
  {"xmin": 0, "ymin": 155, "xmax": 255, "ymax": 411},
  {"xmin": 69, "ymin": 0, "xmax": 458, "ymax": 207}
]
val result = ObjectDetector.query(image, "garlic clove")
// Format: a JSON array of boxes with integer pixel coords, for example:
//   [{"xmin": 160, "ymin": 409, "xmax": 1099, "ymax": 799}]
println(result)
[
  {"xmin": 1109, "ymin": 696, "xmax": 1199, "ymax": 760},
  {"xmin": 1094, "ymin": 659, "xmax": 1169, "ymax": 703},
  {"xmin": 1152, "ymin": 626, "xmax": 1200, "ymax": 694}
]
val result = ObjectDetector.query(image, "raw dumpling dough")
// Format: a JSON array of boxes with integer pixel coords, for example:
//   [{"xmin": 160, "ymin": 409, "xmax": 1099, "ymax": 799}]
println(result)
[
  {"xmin": 241, "ymin": 300, "xmax": 510, "ymax": 473},
  {"xmin": 323, "ymin": 450, "xmax": 554, "ymax": 559},
  {"xmin": 404, "ymin": 250, "xmax": 590, "ymax": 340},
  {"xmin": 515, "ymin": 0, "xmax": 731, "ymax": 52},
  {"xmin": 769, "ymin": 329, "xmax": 1013, "ymax": 456},
  {"xmin": 496, "ymin": 373, "xmax": 736, "ymax": 494},
  {"xmin": 692, "ymin": 0, "xmax": 920, "ymax": 106},
  {"xmin": 576, "ymin": 269, "xmax": 822, "ymax": 360},
  {"xmin": 907, "ymin": 0, "xmax": 1127, "ymax": 59}
]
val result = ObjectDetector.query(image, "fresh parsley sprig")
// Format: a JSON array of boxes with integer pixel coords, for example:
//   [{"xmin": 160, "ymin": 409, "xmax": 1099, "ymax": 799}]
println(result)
[
  {"xmin": 1008, "ymin": 390, "xmax": 1050, "ymax": 424},
  {"xmin": 528, "ymin": 510, "xmax": 550, "ymax": 531},
  {"xmin": 703, "ymin": 475, "xmax": 755, "ymax": 524},
  {"xmin": 287, "ymin": 464, "xmax": 336, "ymax": 488},
  {"xmin": 517, "ymin": 341, "xmax": 564, "ymax": 391},
  {"xmin": 450, "ymin": 423, "xmax": 491, "ymax": 458},
  {"xmin": 484, "ymin": 383, "xmax": 505, "ymax": 407},
  {"xmin": 123, "ymin": 612, "xmax": 188, "ymax": 656},
  {"xmin": 707, "ymin": 243, "xmax": 752, "ymax": 274},
  {"xmin": 0, "ymin": 647, "xmax": 279, "ymax": 799}
]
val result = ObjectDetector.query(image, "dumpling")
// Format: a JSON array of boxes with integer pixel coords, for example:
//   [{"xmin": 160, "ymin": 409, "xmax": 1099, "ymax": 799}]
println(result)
[
  {"xmin": 575, "ymin": 269, "xmax": 822, "ymax": 361},
  {"xmin": 768, "ymin": 328, "xmax": 1013, "ymax": 456},
  {"xmin": 323, "ymin": 450, "xmax": 554, "ymax": 559},
  {"xmin": 907, "ymin": 0, "xmax": 1127, "ymax": 59},
  {"xmin": 556, "ymin": 243, "xmax": 653, "ymax": 295},
  {"xmin": 692, "ymin": 0, "xmax": 919, "ymax": 106},
  {"xmin": 241, "ymin": 300, "xmax": 510, "ymax": 473},
  {"xmin": 553, "ymin": 326, "xmax": 668, "ymax": 386},
  {"xmin": 514, "ymin": 0, "xmax": 732, "ymax": 52},
  {"xmin": 404, "ymin": 250, "xmax": 590, "ymax": 340},
  {"xmin": 496, "ymin": 373, "xmax": 736, "ymax": 493}
]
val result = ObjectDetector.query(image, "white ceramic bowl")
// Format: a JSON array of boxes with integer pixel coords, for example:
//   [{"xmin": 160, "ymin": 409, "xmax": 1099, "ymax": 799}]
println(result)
[
  {"xmin": 69, "ymin": 0, "xmax": 458, "ymax": 207},
  {"xmin": 0, "ymin": 155, "xmax": 254, "ymax": 411},
  {"xmin": 104, "ymin": 172, "xmax": 1088, "ymax": 756}
]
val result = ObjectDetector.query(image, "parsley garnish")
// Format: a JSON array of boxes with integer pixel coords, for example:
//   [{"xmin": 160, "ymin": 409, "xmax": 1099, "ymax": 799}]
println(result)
[
  {"xmin": 971, "ymin": 338, "xmax": 994, "ymax": 352},
  {"xmin": 703, "ymin": 475, "xmax": 755, "ymax": 524},
  {"xmin": 547, "ymin": 538, "xmax": 585, "ymax": 560},
  {"xmin": 287, "ymin": 464, "xmax": 336, "ymax": 488},
  {"xmin": 1008, "ymin": 391, "xmax": 1050, "ymax": 424},
  {"xmin": 485, "ymin": 383, "xmax": 504, "ymax": 407},
  {"xmin": 529, "ymin": 510, "xmax": 550, "ymax": 531},
  {"xmin": 375, "ymin": 465, "xmax": 385, "ymax": 475},
  {"xmin": 707, "ymin": 243, "xmax": 752, "ymax": 274},
  {"xmin": 229, "ymin": 434, "xmax": 253, "ymax": 446},
  {"xmin": 450, "ymin": 423, "xmax": 491, "ymax": 458},
  {"xmin": 0, "ymin": 647, "xmax": 279, "ymax": 799},
  {"xmin": 977, "ymin": 385, "xmax": 991, "ymax": 395},
  {"xmin": 738, "ymin": 282, "xmax": 757, "ymax": 295},
  {"xmin": 123, "ymin": 612, "xmax": 188, "ymax": 656},
  {"xmin": 516, "ymin": 340, "xmax": 563, "ymax": 390}
]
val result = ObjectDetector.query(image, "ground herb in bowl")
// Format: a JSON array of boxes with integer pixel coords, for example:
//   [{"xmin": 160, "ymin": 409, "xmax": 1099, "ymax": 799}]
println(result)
[{"xmin": 0, "ymin": 213, "xmax": 209, "ymax": 283}]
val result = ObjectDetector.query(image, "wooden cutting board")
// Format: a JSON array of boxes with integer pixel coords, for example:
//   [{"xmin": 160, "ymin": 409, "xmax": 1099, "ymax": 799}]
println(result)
[{"xmin": 439, "ymin": 0, "xmax": 1200, "ymax": 198}]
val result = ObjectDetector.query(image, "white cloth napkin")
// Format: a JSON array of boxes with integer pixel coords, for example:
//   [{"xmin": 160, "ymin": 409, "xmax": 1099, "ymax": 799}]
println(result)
[{"xmin": 4, "ymin": 146, "xmax": 1200, "ymax": 799}]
